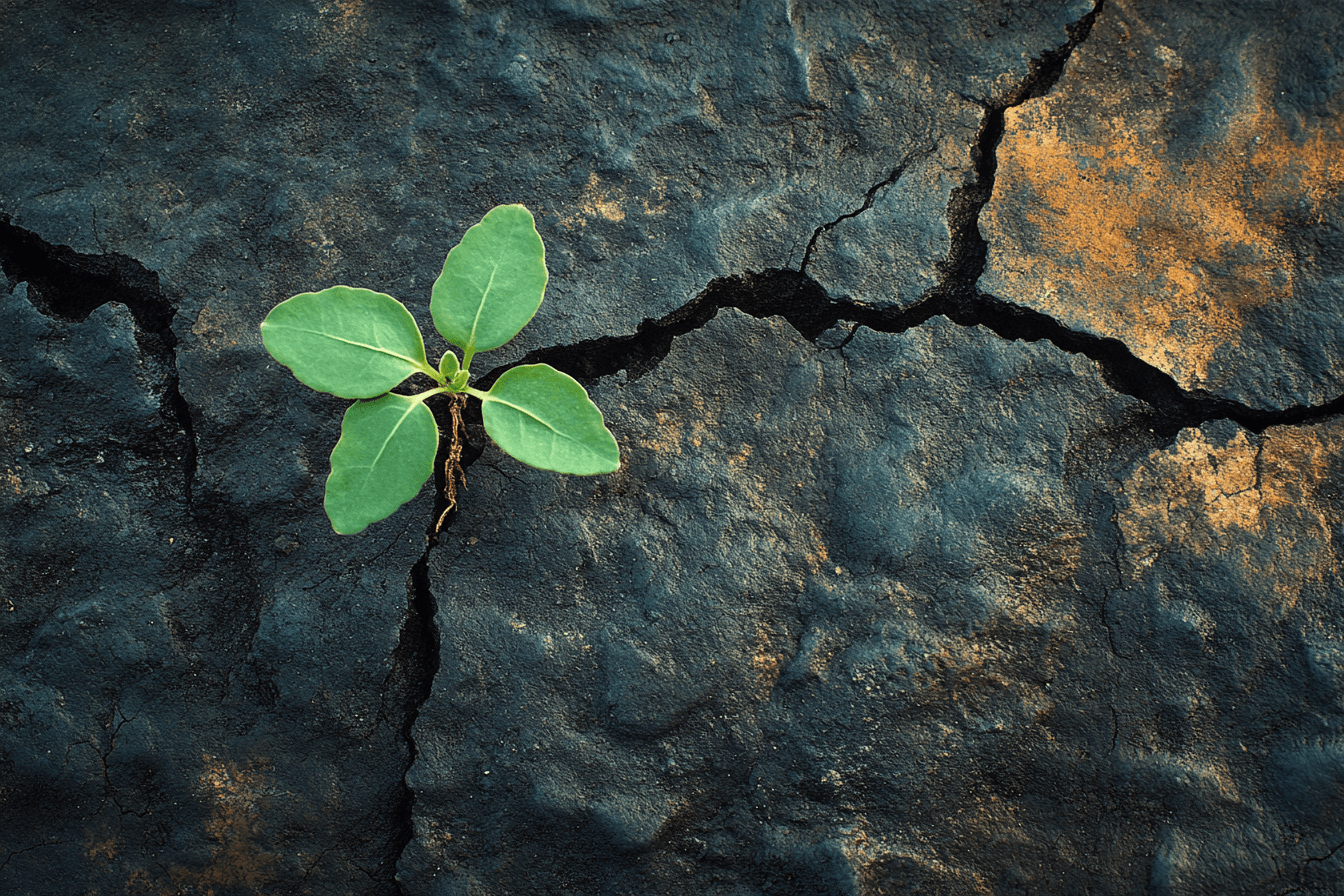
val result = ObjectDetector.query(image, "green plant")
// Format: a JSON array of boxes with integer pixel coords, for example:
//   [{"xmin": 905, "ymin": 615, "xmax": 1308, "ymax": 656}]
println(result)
[{"xmin": 260, "ymin": 204, "xmax": 619, "ymax": 535}]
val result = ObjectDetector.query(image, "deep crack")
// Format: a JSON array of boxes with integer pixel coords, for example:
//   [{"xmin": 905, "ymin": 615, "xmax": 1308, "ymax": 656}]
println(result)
[
  {"xmin": 0, "ymin": 216, "xmax": 198, "ymax": 503},
  {"xmin": 928, "ymin": 1, "xmax": 1105, "ymax": 308},
  {"xmin": 381, "ymin": 546, "xmax": 441, "ymax": 892},
  {"xmin": 7, "ymin": 5, "xmax": 1344, "ymax": 883},
  {"xmin": 473, "ymin": 264, "xmax": 1344, "ymax": 450},
  {"xmin": 484, "ymin": 0, "xmax": 1342, "ymax": 446},
  {"xmin": 384, "ymin": 421, "xmax": 477, "ymax": 891}
]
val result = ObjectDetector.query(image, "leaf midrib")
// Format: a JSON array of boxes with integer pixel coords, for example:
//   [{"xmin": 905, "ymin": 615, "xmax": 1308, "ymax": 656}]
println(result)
[
  {"xmin": 484, "ymin": 394, "xmax": 584, "ymax": 445},
  {"xmin": 466, "ymin": 261, "xmax": 500, "ymax": 351},
  {"xmin": 279, "ymin": 325, "xmax": 423, "ymax": 369},
  {"xmin": 362, "ymin": 400, "xmax": 421, "ymax": 473}
]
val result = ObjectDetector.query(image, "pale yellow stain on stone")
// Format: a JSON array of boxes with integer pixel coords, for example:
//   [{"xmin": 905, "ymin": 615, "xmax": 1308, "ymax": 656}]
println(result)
[
  {"xmin": 561, "ymin": 173, "xmax": 669, "ymax": 228},
  {"xmin": 637, "ymin": 396, "xmax": 712, "ymax": 458},
  {"xmin": 696, "ymin": 85, "xmax": 724, "ymax": 127},
  {"xmin": 747, "ymin": 619, "xmax": 787, "ymax": 700},
  {"xmin": 579, "ymin": 174, "xmax": 626, "ymax": 223}
]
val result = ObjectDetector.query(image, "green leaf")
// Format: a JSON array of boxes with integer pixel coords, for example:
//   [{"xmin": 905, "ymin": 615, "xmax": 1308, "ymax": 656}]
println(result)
[
  {"xmin": 479, "ymin": 364, "xmax": 619, "ymax": 475},
  {"xmin": 431, "ymin": 205, "xmax": 547, "ymax": 355},
  {"xmin": 325, "ymin": 393, "xmax": 438, "ymax": 534},
  {"xmin": 262, "ymin": 286, "xmax": 433, "ymax": 399}
]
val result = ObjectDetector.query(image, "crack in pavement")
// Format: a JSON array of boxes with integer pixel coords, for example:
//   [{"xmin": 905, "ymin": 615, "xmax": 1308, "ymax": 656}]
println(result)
[
  {"xmin": 797, "ymin": 149, "xmax": 930, "ymax": 277},
  {"xmin": 0, "ymin": 216, "xmax": 198, "ymax": 504},
  {"xmin": 6, "ymin": 2, "xmax": 1344, "ymax": 886}
]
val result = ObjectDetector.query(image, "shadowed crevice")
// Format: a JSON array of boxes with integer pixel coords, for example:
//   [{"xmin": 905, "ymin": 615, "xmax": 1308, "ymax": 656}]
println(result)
[
  {"xmin": 930, "ymin": 0, "xmax": 1104, "ymax": 307},
  {"xmin": 474, "ymin": 264, "xmax": 1344, "ymax": 445},
  {"xmin": 485, "ymin": 0, "xmax": 1342, "ymax": 441},
  {"xmin": 0, "ymin": 216, "xmax": 198, "ymax": 503},
  {"xmin": 381, "ymin": 550, "xmax": 441, "ymax": 893},
  {"xmin": 473, "ymin": 268, "xmax": 836, "ymax": 391}
]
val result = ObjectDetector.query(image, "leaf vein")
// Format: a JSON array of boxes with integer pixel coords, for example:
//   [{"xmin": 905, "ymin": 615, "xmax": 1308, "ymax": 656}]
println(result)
[
  {"xmin": 277, "ymin": 326, "xmax": 423, "ymax": 368},
  {"xmin": 467, "ymin": 262, "xmax": 500, "ymax": 350}
]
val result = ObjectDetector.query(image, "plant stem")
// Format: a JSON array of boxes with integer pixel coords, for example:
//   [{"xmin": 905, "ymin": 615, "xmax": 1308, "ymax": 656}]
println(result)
[{"xmin": 413, "ymin": 386, "xmax": 455, "ymax": 403}]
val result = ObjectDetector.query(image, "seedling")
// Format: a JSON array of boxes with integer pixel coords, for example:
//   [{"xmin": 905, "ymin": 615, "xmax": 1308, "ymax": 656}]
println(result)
[{"xmin": 260, "ymin": 204, "xmax": 619, "ymax": 534}]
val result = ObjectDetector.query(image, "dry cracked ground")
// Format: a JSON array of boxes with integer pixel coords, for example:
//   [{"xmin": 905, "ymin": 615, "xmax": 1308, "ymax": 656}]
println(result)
[{"xmin": 2, "ymin": 1, "xmax": 1343, "ymax": 894}]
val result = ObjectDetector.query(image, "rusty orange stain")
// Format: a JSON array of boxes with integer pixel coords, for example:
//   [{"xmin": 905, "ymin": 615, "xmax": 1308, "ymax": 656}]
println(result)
[
  {"xmin": 1117, "ymin": 420, "xmax": 1343, "ymax": 610},
  {"xmin": 983, "ymin": 8, "xmax": 1344, "ymax": 396},
  {"xmin": 164, "ymin": 753, "xmax": 284, "ymax": 895}
]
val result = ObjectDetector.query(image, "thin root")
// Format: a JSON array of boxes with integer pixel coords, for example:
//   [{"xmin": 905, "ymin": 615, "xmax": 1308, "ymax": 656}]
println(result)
[{"xmin": 435, "ymin": 393, "xmax": 468, "ymax": 533}]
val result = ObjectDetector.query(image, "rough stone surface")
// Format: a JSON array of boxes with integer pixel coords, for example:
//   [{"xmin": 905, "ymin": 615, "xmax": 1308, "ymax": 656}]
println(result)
[
  {"xmin": 406, "ymin": 310, "xmax": 1344, "ymax": 893},
  {"xmin": 1, "ymin": 1, "xmax": 1343, "ymax": 894},
  {"xmin": 0, "ymin": 280, "xmax": 427, "ymax": 891},
  {"xmin": 1, "ymin": 0, "xmax": 1087, "ymax": 366},
  {"xmin": 980, "ymin": 0, "xmax": 1344, "ymax": 411}
]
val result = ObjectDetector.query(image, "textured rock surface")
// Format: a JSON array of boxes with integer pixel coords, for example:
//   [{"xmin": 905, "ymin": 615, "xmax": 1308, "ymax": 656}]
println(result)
[
  {"xmin": 980, "ymin": 0, "xmax": 1344, "ymax": 411},
  {"xmin": 1, "ymin": 0, "xmax": 1342, "ymax": 894},
  {"xmin": 406, "ymin": 310, "xmax": 1344, "ymax": 894},
  {"xmin": 0, "ymin": 277, "xmax": 427, "ymax": 891},
  {"xmin": 1, "ymin": 0, "xmax": 1088, "ymax": 363}
]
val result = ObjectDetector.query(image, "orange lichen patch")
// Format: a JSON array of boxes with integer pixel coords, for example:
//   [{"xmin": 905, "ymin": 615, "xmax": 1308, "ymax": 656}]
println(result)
[
  {"xmin": 797, "ymin": 520, "xmax": 830, "ymax": 574},
  {"xmin": 4, "ymin": 468, "xmax": 50, "ymax": 498},
  {"xmin": 560, "ymin": 173, "xmax": 627, "ymax": 227},
  {"xmin": 747, "ymin": 621, "xmax": 787, "ymax": 698},
  {"xmin": 727, "ymin": 443, "xmax": 753, "ymax": 470},
  {"xmin": 1117, "ymin": 421, "xmax": 1344, "ymax": 609},
  {"xmin": 85, "ymin": 832, "xmax": 118, "ymax": 863},
  {"xmin": 165, "ymin": 753, "xmax": 283, "ymax": 895},
  {"xmin": 1120, "ymin": 428, "xmax": 1265, "ymax": 548},
  {"xmin": 312, "ymin": 0, "xmax": 370, "ymax": 44},
  {"xmin": 984, "ymin": 25, "xmax": 1344, "ymax": 397},
  {"xmin": 637, "ymin": 395, "xmax": 714, "ymax": 457},
  {"xmin": 696, "ymin": 85, "xmax": 724, "ymax": 127},
  {"xmin": 641, "ymin": 175, "xmax": 671, "ymax": 217},
  {"xmin": 561, "ymin": 172, "xmax": 671, "ymax": 229}
]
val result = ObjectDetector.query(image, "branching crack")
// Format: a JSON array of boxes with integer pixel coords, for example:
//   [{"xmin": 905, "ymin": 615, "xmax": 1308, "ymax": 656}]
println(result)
[
  {"xmin": 0, "ymin": 216, "xmax": 198, "ymax": 503},
  {"xmin": 1306, "ymin": 836, "xmax": 1344, "ymax": 864},
  {"xmin": 471, "ymin": 265, "xmax": 1344, "ymax": 449},
  {"xmin": 8, "ymin": 7, "xmax": 1344, "ymax": 885},
  {"xmin": 482, "ymin": 0, "xmax": 1342, "ymax": 443},
  {"xmin": 798, "ymin": 151, "xmax": 927, "ymax": 275},
  {"xmin": 929, "ymin": 0, "xmax": 1105, "ymax": 308}
]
